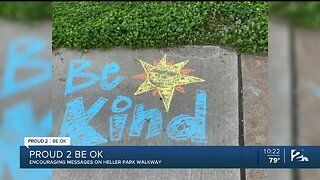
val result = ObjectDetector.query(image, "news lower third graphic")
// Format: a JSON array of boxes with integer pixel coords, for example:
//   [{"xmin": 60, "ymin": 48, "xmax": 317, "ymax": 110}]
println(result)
[{"xmin": 20, "ymin": 137, "xmax": 320, "ymax": 168}]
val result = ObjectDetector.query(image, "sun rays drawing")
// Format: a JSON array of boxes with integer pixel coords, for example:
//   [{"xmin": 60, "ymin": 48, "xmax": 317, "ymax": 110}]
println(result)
[{"xmin": 132, "ymin": 55, "xmax": 205, "ymax": 112}]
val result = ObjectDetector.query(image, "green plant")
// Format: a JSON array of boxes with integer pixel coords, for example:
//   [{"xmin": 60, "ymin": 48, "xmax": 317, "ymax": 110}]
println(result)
[
  {"xmin": 53, "ymin": 2, "xmax": 267, "ymax": 54},
  {"xmin": 0, "ymin": 2, "xmax": 51, "ymax": 22},
  {"xmin": 270, "ymin": 2, "xmax": 320, "ymax": 29}
]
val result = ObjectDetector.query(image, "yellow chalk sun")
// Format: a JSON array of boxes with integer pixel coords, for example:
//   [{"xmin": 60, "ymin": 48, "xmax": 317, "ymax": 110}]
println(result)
[{"xmin": 132, "ymin": 55, "xmax": 205, "ymax": 112}]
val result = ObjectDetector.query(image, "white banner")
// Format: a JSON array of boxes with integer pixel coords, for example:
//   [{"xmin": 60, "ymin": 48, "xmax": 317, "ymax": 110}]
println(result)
[{"xmin": 24, "ymin": 137, "xmax": 71, "ymax": 148}]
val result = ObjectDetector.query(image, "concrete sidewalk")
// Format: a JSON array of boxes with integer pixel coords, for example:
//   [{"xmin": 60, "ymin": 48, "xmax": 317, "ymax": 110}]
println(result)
[{"xmin": 52, "ymin": 46, "xmax": 268, "ymax": 180}]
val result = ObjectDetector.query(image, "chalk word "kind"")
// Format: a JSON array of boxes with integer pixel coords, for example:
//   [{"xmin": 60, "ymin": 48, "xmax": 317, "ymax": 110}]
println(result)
[{"xmin": 59, "ymin": 59, "xmax": 208, "ymax": 145}]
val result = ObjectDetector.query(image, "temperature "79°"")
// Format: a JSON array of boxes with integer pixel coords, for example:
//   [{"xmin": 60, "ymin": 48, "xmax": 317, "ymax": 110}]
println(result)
[{"xmin": 269, "ymin": 157, "xmax": 280, "ymax": 164}]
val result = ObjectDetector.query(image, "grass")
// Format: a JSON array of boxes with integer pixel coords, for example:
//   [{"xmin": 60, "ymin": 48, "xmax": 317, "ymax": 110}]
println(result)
[{"xmin": 53, "ymin": 2, "xmax": 268, "ymax": 54}]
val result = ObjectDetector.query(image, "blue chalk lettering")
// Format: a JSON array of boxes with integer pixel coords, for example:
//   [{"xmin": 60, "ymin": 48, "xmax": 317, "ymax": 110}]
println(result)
[
  {"xmin": 100, "ymin": 63, "xmax": 124, "ymax": 91},
  {"xmin": 109, "ymin": 114, "xmax": 128, "ymax": 141},
  {"xmin": 0, "ymin": 100, "xmax": 52, "ymax": 179},
  {"xmin": 111, "ymin": 95, "xmax": 132, "ymax": 113},
  {"xmin": 129, "ymin": 105, "xmax": 162, "ymax": 139},
  {"xmin": 59, "ymin": 97, "xmax": 108, "ymax": 145},
  {"xmin": 167, "ymin": 90, "xmax": 207, "ymax": 143},
  {"xmin": 249, "ymin": 86, "xmax": 261, "ymax": 97},
  {"xmin": 65, "ymin": 60, "xmax": 100, "ymax": 95},
  {"xmin": 1, "ymin": 38, "xmax": 51, "ymax": 97}
]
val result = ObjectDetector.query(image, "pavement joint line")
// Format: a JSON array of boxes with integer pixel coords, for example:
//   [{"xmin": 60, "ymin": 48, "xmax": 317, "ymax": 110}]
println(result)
[
  {"xmin": 237, "ymin": 53, "xmax": 245, "ymax": 146},
  {"xmin": 289, "ymin": 25, "xmax": 300, "ymax": 180},
  {"xmin": 237, "ymin": 53, "xmax": 246, "ymax": 180}
]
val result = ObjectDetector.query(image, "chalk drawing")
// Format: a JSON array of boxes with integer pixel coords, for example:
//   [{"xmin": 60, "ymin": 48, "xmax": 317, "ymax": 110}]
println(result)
[
  {"xmin": 59, "ymin": 97, "xmax": 108, "ymax": 145},
  {"xmin": 1, "ymin": 38, "xmax": 51, "ymax": 97},
  {"xmin": 133, "ymin": 55, "xmax": 205, "ymax": 112},
  {"xmin": 129, "ymin": 105, "xmax": 163, "ymax": 139},
  {"xmin": 109, "ymin": 114, "xmax": 128, "ymax": 141},
  {"xmin": 65, "ymin": 60, "xmax": 123, "ymax": 95},
  {"xmin": 109, "ymin": 95, "xmax": 131, "ymax": 141},
  {"xmin": 0, "ymin": 37, "xmax": 52, "ymax": 179},
  {"xmin": 65, "ymin": 60, "xmax": 100, "ymax": 95},
  {"xmin": 60, "ymin": 57, "xmax": 208, "ymax": 144},
  {"xmin": 248, "ymin": 86, "xmax": 261, "ymax": 97},
  {"xmin": 167, "ymin": 90, "xmax": 207, "ymax": 143},
  {"xmin": 111, "ymin": 95, "xmax": 132, "ymax": 113},
  {"xmin": 101, "ymin": 63, "xmax": 124, "ymax": 91},
  {"xmin": 0, "ymin": 101, "xmax": 52, "ymax": 179}
]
